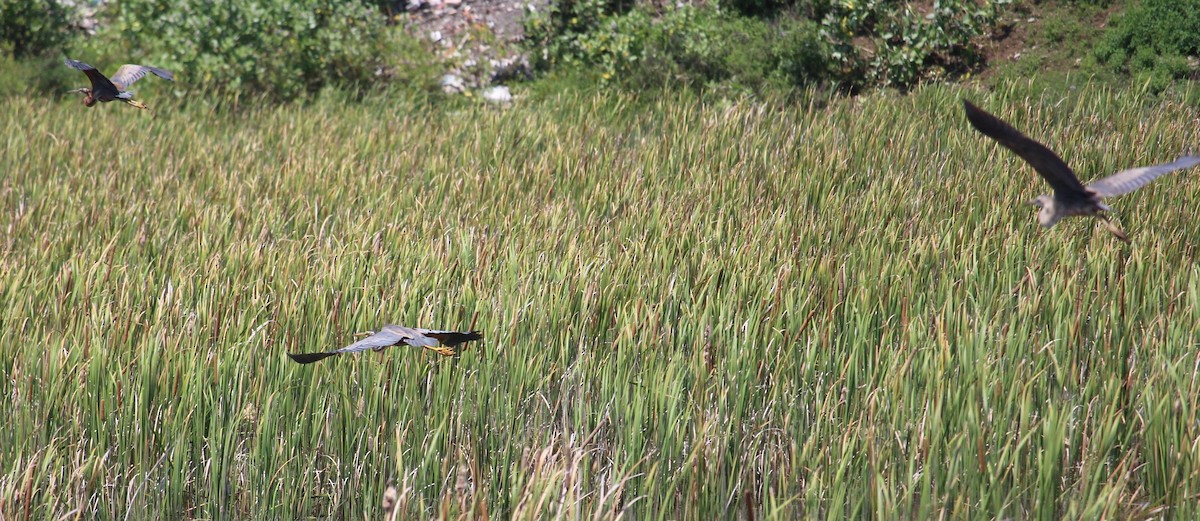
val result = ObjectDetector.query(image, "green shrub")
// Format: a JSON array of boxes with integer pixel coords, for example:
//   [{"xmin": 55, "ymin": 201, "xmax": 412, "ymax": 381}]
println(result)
[
  {"xmin": 0, "ymin": 0, "xmax": 76, "ymax": 58},
  {"xmin": 655, "ymin": 10, "xmax": 828, "ymax": 92},
  {"xmin": 819, "ymin": 0, "xmax": 1005, "ymax": 89},
  {"xmin": 526, "ymin": 4, "xmax": 829, "ymax": 94},
  {"xmin": 524, "ymin": 0, "xmax": 637, "ymax": 71},
  {"xmin": 775, "ymin": 17, "xmax": 829, "ymax": 88},
  {"xmin": 526, "ymin": 0, "xmax": 1002, "ymax": 93},
  {"xmin": 655, "ymin": 8, "xmax": 777, "ymax": 90},
  {"xmin": 110, "ymin": 0, "xmax": 393, "ymax": 100},
  {"xmin": 1095, "ymin": 0, "xmax": 1200, "ymax": 91}
]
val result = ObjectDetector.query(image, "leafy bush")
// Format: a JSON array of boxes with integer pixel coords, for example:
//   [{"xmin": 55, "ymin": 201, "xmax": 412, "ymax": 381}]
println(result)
[
  {"xmin": 817, "ymin": 0, "xmax": 1005, "ymax": 89},
  {"xmin": 0, "ymin": 0, "xmax": 76, "ymax": 58},
  {"xmin": 110, "ymin": 0, "xmax": 393, "ymax": 100},
  {"xmin": 524, "ymin": 0, "xmax": 633, "ymax": 70},
  {"xmin": 527, "ymin": 4, "xmax": 829, "ymax": 93},
  {"xmin": 775, "ymin": 17, "xmax": 829, "ymax": 88},
  {"xmin": 526, "ymin": 0, "xmax": 1003, "ymax": 94},
  {"xmin": 1094, "ymin": 0, "xmax": 1200, "ymax": 92},
  {"xmin": 654, "ymin": 10, "xmax": 829, "ymax": 92},
  {"xmin": 654, "ymin": 9, "xmax": 778, "ymax": 89}
]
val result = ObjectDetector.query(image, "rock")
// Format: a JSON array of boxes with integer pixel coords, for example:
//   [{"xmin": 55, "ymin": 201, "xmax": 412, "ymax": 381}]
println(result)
[
  {"xmin": 440, "ymin": 74, "xmax": 465, "ymax": 93},
  {"xmin": 481, "ymin": 86, "xmax": 512, "ymax": 105}
]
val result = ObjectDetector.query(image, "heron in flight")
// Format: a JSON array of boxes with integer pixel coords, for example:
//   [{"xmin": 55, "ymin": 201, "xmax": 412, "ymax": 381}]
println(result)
[
  {"xmin": 288, "ymin": 325, "xmax": 482, "ymax": 364},
  {"xmin": 65, "ymin": 58, "xmax": 175, "ymax": 110},
  {"xmin": 962, "ymin": 99, "xmax": 1200, "ymax": 242}
]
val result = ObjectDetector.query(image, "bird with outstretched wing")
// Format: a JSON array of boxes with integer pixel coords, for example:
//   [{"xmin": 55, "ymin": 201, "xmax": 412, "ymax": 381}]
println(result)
[
  {"xmin": 962, "ymin": 99, "xmax": 1200, "ymax": 242},
  {"xmin": 288, "ymin": 325, "xmax": 482, "ymax": 364},
  {"xmin": 65, "ymin": 58, "xmax": 174, "ymax": 110}
]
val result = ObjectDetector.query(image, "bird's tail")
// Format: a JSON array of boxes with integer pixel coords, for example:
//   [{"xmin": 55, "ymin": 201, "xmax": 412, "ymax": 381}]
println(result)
[
  {"xmin": 425, "ymin": 330, "xmax": 483, "ymax": 347},
  {"xmin": 288, "ymin": 352, "xmax": 340, "ymax": 364}
]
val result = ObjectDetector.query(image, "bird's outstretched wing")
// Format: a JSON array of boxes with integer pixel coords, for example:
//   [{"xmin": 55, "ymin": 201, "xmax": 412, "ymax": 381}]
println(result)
[
  {"xmin": 65, "ymin": 58, "xmax": 119, "ymax": 93},
  {"xmin": 110, "ymin": 64, "xmax": 175, "ymax": 91},
  {"xmin": 287, "ymin": 329, "xmax": 408, "ymax": 364},
  {"xmin": 1086, "ymin": 155, "xmax": 1200, "ymax": 198},
  {"xmin": 962, "ymin": 99, "xmax": 1089, "ymax": 199}
]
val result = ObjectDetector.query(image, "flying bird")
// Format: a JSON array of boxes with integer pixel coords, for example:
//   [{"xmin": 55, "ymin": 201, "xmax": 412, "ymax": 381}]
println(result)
[
  {"xmin": 65, "ymin": 58, "xmax": 175, "ymax": 110},
  {"xmin": 288, "ymin": 325, "xmax": 482, "ymax": 364},
  {"xmin": 962, "ymin": 99, "xmax": 1200, "ymax": 242}
]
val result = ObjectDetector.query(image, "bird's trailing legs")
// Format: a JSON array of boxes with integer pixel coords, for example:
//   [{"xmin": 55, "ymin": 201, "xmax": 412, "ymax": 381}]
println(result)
[
  {"xmin": 123, "ymin": 99, "xmax": 151, "ymax": 110},
  {"xmin": 426, "ymin": 345, "xmax": 458, "ymax": 357},
  {"xmin": 1098, "ymin": 214, "xmax": 1130, "ymax": 243}
]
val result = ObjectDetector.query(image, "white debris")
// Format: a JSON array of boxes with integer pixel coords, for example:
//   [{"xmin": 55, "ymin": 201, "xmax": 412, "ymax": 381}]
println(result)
[
  {"xmin": 481, "ymin": 86, "xmax": 512, "ymax": 105},
  {"xmin": 440, "ymin": 74, "xmax": 465, "ymax": 93}
]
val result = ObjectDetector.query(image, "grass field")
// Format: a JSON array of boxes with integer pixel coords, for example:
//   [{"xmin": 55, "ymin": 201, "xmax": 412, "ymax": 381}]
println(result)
[{"xmin": 2, "ymin": 81, "xmax": 1200, "ymax": 519}]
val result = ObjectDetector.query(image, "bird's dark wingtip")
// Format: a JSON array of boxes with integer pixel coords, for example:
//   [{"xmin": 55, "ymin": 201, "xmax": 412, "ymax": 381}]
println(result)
[
  {"xmin": 288, "ymin": 352, "xmax": 339, "ymax": 364},
  {"xmin": 64, "ymin": 58, "xmax": 93, "ymax": 71},
  {"xmin": 152, "ymin": 67, "xmax": 176, "ymax": 82},
  {"xmin": 961, "ymin": 98, "xmax": 985, "ymax": 118},
  {"xmin": 960, "ymin": 98, "xmax": 1001, "ymax": 135}
]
